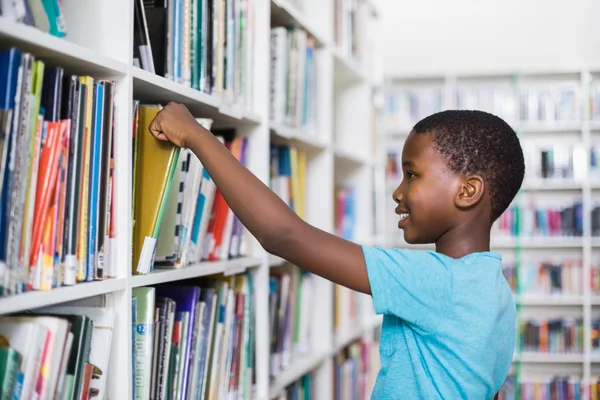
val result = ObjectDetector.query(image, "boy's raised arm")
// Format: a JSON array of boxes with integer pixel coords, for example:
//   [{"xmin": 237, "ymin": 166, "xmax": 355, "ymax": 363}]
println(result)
[{"xmin": 149, "ymin": 102, "xmax": 371, "ymax": 294}]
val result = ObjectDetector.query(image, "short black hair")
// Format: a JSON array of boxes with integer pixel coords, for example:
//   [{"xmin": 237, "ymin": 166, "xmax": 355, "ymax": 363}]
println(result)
[{"xmin": 412, "ymin": 110, "xmax": 525, "ymax": 222}]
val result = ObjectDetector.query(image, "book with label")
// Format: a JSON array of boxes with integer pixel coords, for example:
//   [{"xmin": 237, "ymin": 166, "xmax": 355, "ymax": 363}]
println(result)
[{"xmin": 132, "ymin": 105, "xmax": 180, "ymax": 275}]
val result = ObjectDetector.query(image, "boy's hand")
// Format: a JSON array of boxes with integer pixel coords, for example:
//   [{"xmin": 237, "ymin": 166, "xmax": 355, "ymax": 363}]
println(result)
[{"xmin": 149, "ymin": 102, "xmax": 206, "ymax": 148}]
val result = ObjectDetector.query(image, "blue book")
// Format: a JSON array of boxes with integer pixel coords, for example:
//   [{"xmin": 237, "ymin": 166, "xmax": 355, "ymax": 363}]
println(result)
[
  {"xmin": 86, "ymin": 81, "xmax": 104, "ymax": 281},
  {"xmin": 155, "ymin": 285, "xmax": 200, "ymax": 399}
]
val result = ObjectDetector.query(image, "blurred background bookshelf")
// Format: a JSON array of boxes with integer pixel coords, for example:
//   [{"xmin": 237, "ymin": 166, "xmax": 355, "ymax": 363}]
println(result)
[
  {"xmin": 0, "ymin": 0, "xmax": 383, "ymax": 399},
  {"xmin": 379, "ymin": 68, "xmax": 600, "ymax": 400},
  {"xmin": 379, "ymin": 70, "xmax": 600, "ymax": 399},
  {"xmin": 372, "ymin": 1, "xmax": 600, "ymax": 398}
]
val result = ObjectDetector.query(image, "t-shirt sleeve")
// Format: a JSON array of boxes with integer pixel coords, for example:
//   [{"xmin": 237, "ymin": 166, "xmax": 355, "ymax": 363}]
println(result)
[{"xmin": 362, "ymin": 245, "xmax": 453, "ymax": 332}]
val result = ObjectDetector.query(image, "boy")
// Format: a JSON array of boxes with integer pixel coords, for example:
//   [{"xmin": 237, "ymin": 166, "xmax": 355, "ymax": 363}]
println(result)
[{"xmin": 149, "ymin": 105, "xmax": 523, "ymax": 399}]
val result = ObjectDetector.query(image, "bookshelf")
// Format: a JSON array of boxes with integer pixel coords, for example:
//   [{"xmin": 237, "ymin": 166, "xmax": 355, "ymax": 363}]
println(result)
[
  {"xmin": 380, "ymin": 71, "xmax": 600, "ymax": 399},
  {"xmin": 0, "ymin": 0, "xmax": 382, "ymax": 399}
]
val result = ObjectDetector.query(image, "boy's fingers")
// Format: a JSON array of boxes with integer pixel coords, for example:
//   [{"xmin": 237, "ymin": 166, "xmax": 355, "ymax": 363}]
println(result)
[{"xmin": 148, "ymin": 114, "xmax": 163, "ymax": 138}]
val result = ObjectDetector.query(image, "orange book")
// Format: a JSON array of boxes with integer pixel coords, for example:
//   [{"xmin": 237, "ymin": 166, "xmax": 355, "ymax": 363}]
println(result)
[
  {"xmin": 28, "ymin": 121, "xmax": 63, "ymax": 280},
  {"xmin": 207, "ymin": 142, "xmax": 234, "ymax": 261}
]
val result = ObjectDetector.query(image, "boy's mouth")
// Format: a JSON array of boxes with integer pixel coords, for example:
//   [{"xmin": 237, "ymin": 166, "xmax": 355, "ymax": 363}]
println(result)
[{"xmin": 397, "ymin": 213, "xmax": 410, "ymax": 229}]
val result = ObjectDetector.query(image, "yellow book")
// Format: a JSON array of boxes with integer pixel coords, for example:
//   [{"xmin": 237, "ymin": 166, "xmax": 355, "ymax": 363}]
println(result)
[
  {"xmin": 77, "ymin": 76, "xmax": 94, "ymax": 282},
  {"xmin": 132, "ymin": 105, "xmax": 180, "ymax": 275},
  {"xmin": 21, "ymin": 60, "xmax": 44, "ymax": 286}
]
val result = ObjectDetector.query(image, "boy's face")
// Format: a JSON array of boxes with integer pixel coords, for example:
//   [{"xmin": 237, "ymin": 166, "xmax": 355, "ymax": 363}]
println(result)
[{"xmin": 392, "ymin": 132, "xmax": 461, "ymax": 244}]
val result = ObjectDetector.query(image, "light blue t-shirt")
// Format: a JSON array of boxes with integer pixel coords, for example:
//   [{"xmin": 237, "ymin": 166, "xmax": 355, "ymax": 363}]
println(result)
[{"xmin": 362, "ymin": 246, "xmax": 515, "ymax": 399}]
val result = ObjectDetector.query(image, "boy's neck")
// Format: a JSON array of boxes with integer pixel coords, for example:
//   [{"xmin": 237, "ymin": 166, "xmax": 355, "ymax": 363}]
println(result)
[{"xmin": 434, "ymin": 220, "xmax": 491, "ymax": 259}]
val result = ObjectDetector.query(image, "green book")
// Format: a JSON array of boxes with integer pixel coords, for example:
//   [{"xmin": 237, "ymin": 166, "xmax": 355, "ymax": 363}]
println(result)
[
  {"xmin": 0, "ymin": 347, "xmax": 21, "ymax": 400},
  {"xmin": 132, "ymin": 287, "xmax": 156, "ymax": 400}
]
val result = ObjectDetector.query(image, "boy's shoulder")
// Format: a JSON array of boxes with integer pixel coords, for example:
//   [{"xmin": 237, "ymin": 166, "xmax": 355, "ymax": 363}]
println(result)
[
  {"xmin": 362, "ymin": 245, "xmax": 511, "ymax": 332},
  {"xmin": 362, "ymin": 245, "xmax": 503, "ymax": 271}
]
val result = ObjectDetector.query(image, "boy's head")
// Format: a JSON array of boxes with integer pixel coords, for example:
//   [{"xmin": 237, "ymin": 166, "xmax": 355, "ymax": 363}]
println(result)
[{"xmin": 393, "ymin": 110, "xmax": 524, "ymax": 245}]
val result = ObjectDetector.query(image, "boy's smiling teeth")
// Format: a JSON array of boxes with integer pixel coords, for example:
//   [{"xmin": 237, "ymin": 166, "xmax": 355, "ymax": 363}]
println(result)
[{"xmin": 399, "ymin": 213, "xmax": 409, "ymax": 220}]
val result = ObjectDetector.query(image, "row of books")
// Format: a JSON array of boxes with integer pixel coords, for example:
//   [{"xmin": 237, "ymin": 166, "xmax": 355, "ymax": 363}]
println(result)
[
  {"xmin": 591, "ymin": 262, "xmax": 600, "ymax": 295},
  {"xmin": 386, "ymin": 143, "xmax": 595, "ymax": 183},
  {"xmin": 520, "ymin": 318, "xmax": 583, "ymax": 354},
  {"xmin": 275, "ymin": 338, "xmax": 379, "ymax": 400},
  {"xmin": 458, "ymin": 84, "xmax": 582, "ymax": 124},
  {"xmin": 592, "ymin": 206, "xmax": 600, "ymax": 236},
  {"xmin": 131, "ymin": 273, "xmax": 254, "ymax": 400},
  {"xmin": 0, "ymin": 47, "xmax": 117, "ymax": 297},
  {"xmin": 592, "ymin": 145, "xmax": 600, "ymax": 180},
  {"xmin": 498, "ymin": 375, "xmax": 582, "ymax": 400},
  {"xmin": 384, "ymin": 83, "xmax": 589, "ymax": 129},
  {"xmin": 590, "ymin": 320, "xmax": 600, "ymax": 352},
  {"xmin": 333, "ymin": 340, "xmax": 375, "ymax": 400},
  {"xmin": 269, "ymin": 27, "xmax": 318, "ymax": 136},
  {"xmin": 277, "ymin": 373, "xmax": 312, "ymax": 400},
  {"xmin": 334, "ymin": 0, "xmax": 361, "ymax": 62},
  {"xmin": 335, "ymin": 186, "xmax": 356, "ymax": 241},
  {"xmin": 591, "ymin": 377, "xmax": 600, "ymax": 400},
  {"xmin": 0, "ymin": 0, "xmax": 67, "ymax": 37},
  {"xmin": 502, "ymin": 259, "xmax": 583, "ymax": 297},
  {"xmin": 588, "ymin": 82, "xmax": 600, "ymax": 121},
  {"xmin": 268, "ymin": 267, "xmax": 314, "ymax": 379},
  {"xmin": 133, "ymin": 0, "xmax": 254, "ymax": 109},
  {"xmin": 0, "ymin": 302, "xmax": 114, "ymax": 400},
  {"xmin": 523, "ymin": 143, "xmax": 586, "ymax": 182},
  {"xmin": 334, "ymin": 284, "xmax": 360, "ymax": 336},
  {"xmin": 516, "ymin": 318, "xmax": 600, "ymax": 354},
  {"xmin": 494, "ymin": 200, "xmax": 584, "ymax": 238},
  {"xmin": 455, "ymin": 86, "xmax": 517, "ymax": 124},
  {"xmin": 382, "ymin": 87, "xmax": 442, "ymax": 130},
  {"xmin": 269, "ymin": 144, "xmax": 307, "ymax": 220},
  {"xmin": 131, "ymin": 104, "xmax": 249, "ymax": 274}
]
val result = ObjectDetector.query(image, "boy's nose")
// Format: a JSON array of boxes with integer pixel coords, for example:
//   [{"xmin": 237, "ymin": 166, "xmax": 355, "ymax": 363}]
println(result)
[{"xmin": 392, "ymin": 184, "xmax": 403, "ymax": 203}]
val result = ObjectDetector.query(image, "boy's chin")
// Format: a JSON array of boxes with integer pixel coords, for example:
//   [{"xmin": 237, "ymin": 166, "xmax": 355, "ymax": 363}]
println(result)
[{"xmin": 402, "ymin": 229, "xmax": 433, "ymax": 245}]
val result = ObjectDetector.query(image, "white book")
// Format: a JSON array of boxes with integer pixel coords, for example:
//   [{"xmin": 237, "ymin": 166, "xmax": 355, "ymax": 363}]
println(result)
[
  {"xmin": 0, "ymin": 318, "xmax": 47, "ymax": 400},
  {"xmin": 37, "ymin": 305, "xmax": 116, "ymax": 400}
]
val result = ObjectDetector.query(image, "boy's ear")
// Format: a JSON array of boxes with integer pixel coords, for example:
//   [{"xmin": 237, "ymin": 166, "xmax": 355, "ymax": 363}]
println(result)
[{"xmin": 454, "ymin": 175, "xmax": 485, "ymax": 210}]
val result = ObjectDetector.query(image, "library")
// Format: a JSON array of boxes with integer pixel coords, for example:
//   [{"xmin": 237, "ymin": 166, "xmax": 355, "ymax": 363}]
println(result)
[{"xmin": 0, "ymin": 0, "xmax": 598, "ymax": 399}]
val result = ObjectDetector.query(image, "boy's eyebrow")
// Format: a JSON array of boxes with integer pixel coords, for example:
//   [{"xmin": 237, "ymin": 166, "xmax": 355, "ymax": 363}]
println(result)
[{"xmin": 403, "ymin": 160, "xmax": 415, "ymax": 167}]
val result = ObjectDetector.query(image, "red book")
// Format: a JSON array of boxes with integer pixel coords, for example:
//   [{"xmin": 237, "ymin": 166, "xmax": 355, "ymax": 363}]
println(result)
[{"xmin": 29, "ymin": 121, "xmax": 64, "ymax": 276}]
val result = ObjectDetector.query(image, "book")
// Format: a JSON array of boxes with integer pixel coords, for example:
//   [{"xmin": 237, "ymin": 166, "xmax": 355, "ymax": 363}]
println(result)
[{"xmin": 131, "ymin": 105, "xmax": 180, "ymax": 275}]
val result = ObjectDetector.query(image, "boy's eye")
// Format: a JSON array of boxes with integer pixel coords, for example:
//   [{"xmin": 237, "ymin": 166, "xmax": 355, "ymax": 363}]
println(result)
[{"xmin": 406, "ymin": 171, "xmax": 416, "ymax": 179}]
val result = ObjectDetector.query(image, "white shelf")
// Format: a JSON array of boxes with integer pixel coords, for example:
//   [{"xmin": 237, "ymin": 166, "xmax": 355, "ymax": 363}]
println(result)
[
  {"xmin": 0, "ymin": 278, "xmax": 126, "ymax": 315},
  {"xmin": 521, "ymin": 179, "xmax": 584, "ymax": 191},
  {"xmin": 270, "ymin": 123, "xmax": 329, "ymax": 151},
  {"xmin": 516, "ymin": 295, "xmax": 584, "ymax": 306},
  {"xmin": 1, "ymin": 1, "xmax": 381, "ymax": 398},
  {"xmin": 268, "ymin": 317, "xmax": 381, "ymax": 399},
  {"xmin": 491, "ymin": 236, "xmax": 585, "ymax": 248},
  {"xmin": 332, "ymin": 45, "xmax": 368, "ymax": 84},
  {"xmin": 519, "ymin": 121, "xmax": 583, "ymax": 133},
  {"xmin": 517, "ymin": 352, "xmax": 584, "ymax": 364},
  {"xmin": 334, "ymin": 146, "xmax": 369, "ymax": 167},
  {"xmin": 270, "ymin": 0, "xmax": 328, "ymax": 46},
  {"xmin": 132, "ymin": 66, "xmax": 262, "ymax": 125},
  {"xmin": 268, "ymin": 351, "xmax": 326, "ymax": 399},
  {"xmin": 268, "ymin": 254, "xmax": 286, "ymax": 267},
  {"xmin": 131, "ymin": 257, "xmax": 261, "ymax": 287},
  {"xmin": 0, "ymin": 17, "xmax": 127, "ymax": 75}
]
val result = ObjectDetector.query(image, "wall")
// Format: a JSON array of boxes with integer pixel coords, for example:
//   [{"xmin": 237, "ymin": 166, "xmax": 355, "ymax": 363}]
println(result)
[{"xmin": 377, "ymin": 0, "xmax": 600, "ymax": 77}]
